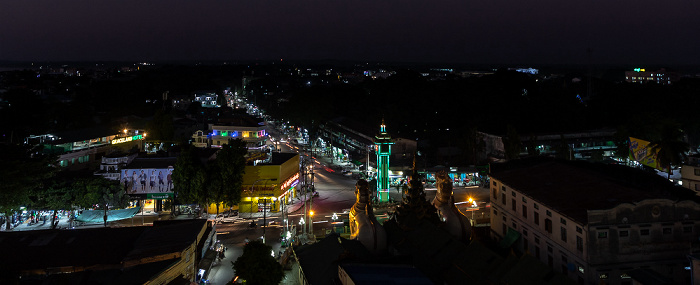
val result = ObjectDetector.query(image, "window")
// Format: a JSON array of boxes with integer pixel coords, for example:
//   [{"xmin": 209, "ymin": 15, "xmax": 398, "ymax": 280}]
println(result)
[
  {"xmin": 492, "ymin": 188, "xmax": 497, "ymax": 199},
  {"xmin": 522, "ymin": 197, "xmax": 527, "ymax": 203},
  {"xmin": 695, "ymin": 169, "xmax": 700, "ymax": 176},
  {"xmin": 576, "ymin": 226, "xmax": 582, "ymax": 234},
  {"xmin": 547, "ymin": 245, "xmax": 553, "ymax": 253},
  {"xmin": 640, "ymin": 229, "xmax": 650, "ymax": 236},
  {"xmin": 560, "ymin": 218, "xmax": 567, "ymax": 225},
  {"xmin": 576, "ymin": 236, "xmax": 583, "ymax": 252},
  {"xmin": 663, "ymin": 228, "xmax": 672, "ymax": 235},
  {"xmin": 493, "ymin": 209, "xmax": 498, "ymax": 216},
  {"xmin": 535, "ymin": 236, "xmax": 540, "ymax": 244},
  {"xmin": 548, "ymin": 255, "xmax": 553, "ymax": 267},
  {"xmin": 502, "ymin": 193, "xmax": 506, "ymax": 205},
  {"xmin": 493, "ymin": 181, "xmax": 497, "ymax": 186},
  {"xmin": 511, "ymin": 191, "xmax": 516, "ymax": 197},
  {"xmin": 534, "ymin": 203, "xmax": 539, "ymax": 210},
  {"xmin": 503, "ymin": 224, "xmax": 507, "ymax": 235},
  {"xmin": 598, "ymin": 231, "xmax": 608, "ymax": 238},
  {"xmin": 512, "ymin": 199, "xmax": 516, "ymax": 211},
  {"xmin": 561, "ymin": 227, "xmax": 567, "ymax": 242},
  {"xmin": 501, "ymin": 186, "xmax": 506, "ymax": 191},
  {"xmin": 512, "ymin": 222, "xmax": 517, "ymax": 229},
  {"xmin": 546, "ymin": 210, "xmax": 552, "ymax": 217},
  {"xmin": 545, "ymin": 219, "xmax": 552, "ymax": 233},
  {"xmin": 534, "ymin": 212, "xmax": 540, "ymax": 225},
  {"xmin": 523, "ymin": 238, "xmax": 528, "ymax": 251},
  {"xmin": 522, "ymin": 205, "xmax": 528, "ymax": 218},
  {"xmin": 535, "ymin": 246, "xmax": 540, "ymax": 258},
  {"xmin": 523, "ymin": 228, "xmax": 528, "ymax": 236},
  {"xmin": 619, "ymin": 230, "xmax": 629, "ymax": 237}
]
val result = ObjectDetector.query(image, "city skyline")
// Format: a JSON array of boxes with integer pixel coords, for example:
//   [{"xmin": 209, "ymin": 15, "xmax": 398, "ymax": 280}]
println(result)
[{"xmin": 2, "ymin": 0, "xmax": 699, "ymax": 65}]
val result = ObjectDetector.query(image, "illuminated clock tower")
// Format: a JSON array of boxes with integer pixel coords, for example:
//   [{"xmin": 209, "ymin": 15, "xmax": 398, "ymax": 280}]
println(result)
[{"xmin": 374, "ymin": 120, "xmax": 394, "ymax": 203}]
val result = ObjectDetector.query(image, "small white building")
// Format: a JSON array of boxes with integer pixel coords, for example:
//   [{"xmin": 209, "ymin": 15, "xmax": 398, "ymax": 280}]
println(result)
[{"xmin": 191, "ymin": 115, "xmax": 268, "ymax": 150}]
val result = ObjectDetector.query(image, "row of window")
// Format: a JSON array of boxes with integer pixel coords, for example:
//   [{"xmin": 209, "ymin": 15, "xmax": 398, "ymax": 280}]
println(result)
[
  {"xmin": 59, "ymin": 155, "xmax": 90, "ymax": 167},
  {"xmin": 211, "ymin": 130, "xmax": 265, "ymax": 138},
  {"xmin": 493, "ymin": 181, "xmax": 584, "ymax": 253},
  {"xmin": 597, "ymin": 226, "xmax": 692, "ymax": 238}
]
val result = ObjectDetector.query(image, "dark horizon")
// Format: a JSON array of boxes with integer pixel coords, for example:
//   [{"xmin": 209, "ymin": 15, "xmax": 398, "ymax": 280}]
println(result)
[{"xmin": 2, "ymin": 1, "xmax": 699, "ymax": 66}]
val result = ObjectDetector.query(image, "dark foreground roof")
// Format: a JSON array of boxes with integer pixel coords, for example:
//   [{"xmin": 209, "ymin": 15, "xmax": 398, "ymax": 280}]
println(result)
[
  {"xmin": 489, "ymin": 158, "xmax": 700, "ymax": 223},
  {"xmin": 295, "ymin": 233, "xmax": 373, "ymax": 285},
  {"xmin": 0, "ymin": 219, "xmax": 207, "ymax": 283}
]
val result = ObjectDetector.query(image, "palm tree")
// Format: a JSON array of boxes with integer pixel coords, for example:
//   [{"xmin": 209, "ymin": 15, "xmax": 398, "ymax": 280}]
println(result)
[{"xmin": 648, "ymin": 121, "xmax": 689, "ymax": 180}]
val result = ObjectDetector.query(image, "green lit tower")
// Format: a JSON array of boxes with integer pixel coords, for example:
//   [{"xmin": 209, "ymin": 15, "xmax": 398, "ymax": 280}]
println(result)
[{"xmin": 374, "ymin": 120, "xmax": 394, "ymax": 203}]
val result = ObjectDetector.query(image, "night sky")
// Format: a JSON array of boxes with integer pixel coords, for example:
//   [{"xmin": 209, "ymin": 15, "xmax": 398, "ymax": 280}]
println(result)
[{"xmin": 2, "ymin": 0, "xmax": 699, "ymax": 65}]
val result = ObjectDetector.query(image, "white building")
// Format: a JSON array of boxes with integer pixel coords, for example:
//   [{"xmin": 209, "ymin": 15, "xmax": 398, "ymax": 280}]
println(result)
[
  {"xmin": 625, "ymin": 68, "xmax": 674, "ymax": 85},
  {"xmin": 194, "ymin": 92, "xmax": 219, "ymax": 108},
  {"xmin": 95, "ymin": 152, "xmax": 138, "ymax": 180},
  {"xmin": 489, "ymin": 159, "xmax": 700, "ymax": 284},
  {"xmin": 191, "ymin": 116, "xmax": 268, "ymax": 150}
]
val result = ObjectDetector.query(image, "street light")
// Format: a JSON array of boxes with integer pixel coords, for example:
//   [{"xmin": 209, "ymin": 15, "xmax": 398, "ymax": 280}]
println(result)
[{"xmin": 250, "ymin": 178, "xmax": 277, "ymax": 244}]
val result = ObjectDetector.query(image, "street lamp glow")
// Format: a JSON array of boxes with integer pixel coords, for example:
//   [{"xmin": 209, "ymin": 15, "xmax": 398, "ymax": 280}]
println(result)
[{"xmin": 309, "ymin": 210, "xmax": 314, "ymax": 217}]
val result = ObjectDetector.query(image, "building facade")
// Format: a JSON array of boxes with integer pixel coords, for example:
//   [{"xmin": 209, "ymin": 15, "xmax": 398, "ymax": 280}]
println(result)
[
  {"xmin": 489, "ymin": 159, "xmax": 700, "ymax": 284},
  {"xmin": 681, "ymin": 155, "xmax": 700, "ymax": 192},
  {"xmin": 238, "ymin": 152, "xmax": 300, "ymax": 214},
  {"xmin": 192, "ymin": 122, "xmax": 268, "ymax": 150},
  {"xmin": 624, "ymin": 68, "xmax": 675, "ymax": 85}
]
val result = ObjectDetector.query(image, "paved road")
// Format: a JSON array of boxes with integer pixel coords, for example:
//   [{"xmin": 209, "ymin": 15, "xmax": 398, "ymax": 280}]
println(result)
[
  {"xmin": 205, "ymin": 126, "xmax": 493, "ymax": 285},
  {"xmin": 206, "ymin": 218, "xmax": 285, "ymax": 285}
]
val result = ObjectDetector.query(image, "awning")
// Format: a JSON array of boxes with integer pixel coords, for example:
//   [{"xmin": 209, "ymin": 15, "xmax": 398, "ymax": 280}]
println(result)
[
  {"xmin": 74, "ymin": 207, "xmax": 142, "ymax": 223},
  {"xmin": 499, "ymin": 228, "xmax": 521, "ymax": 249}
]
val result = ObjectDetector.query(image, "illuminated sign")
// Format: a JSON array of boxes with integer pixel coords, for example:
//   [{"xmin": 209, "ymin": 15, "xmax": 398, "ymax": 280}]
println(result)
[
  {"xmin": 112, "ymin": 135, "xmax": 143, "ymax": 145},
  {"xmin": 281, "ymin": 173, "xmax": 300, "ymax": 190},
  {"xmin": 633, "ymin": 68, "xmax": 646, "ymax": 72}
]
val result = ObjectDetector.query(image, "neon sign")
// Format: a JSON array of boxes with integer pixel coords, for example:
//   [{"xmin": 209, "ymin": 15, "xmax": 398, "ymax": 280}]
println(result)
[
  {"xmin": 112, "ymin": 135, "xmax": 143, "ymax": 145},
  {"xmin": 281, "ymin": 173, "xmax": 300, "ymax": 190}
]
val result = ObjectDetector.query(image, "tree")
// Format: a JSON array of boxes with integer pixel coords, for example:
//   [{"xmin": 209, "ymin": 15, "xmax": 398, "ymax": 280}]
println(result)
[
  {"xmin": 147, "ymin": 109, "xmax": 174, "ymax": 142},
  {"xmin": 232, "ymin": 240, "xmax": 284, "ymax": 285},
  {"xmin": 649, "ymin": 121, "xmax": 690, "ymax": 179},
  {"xmin": 502, "ymin": 125, "xmax": 522, "ymax": 160},
  {"xmin": 463, "ymin": 127, "xmax": 485, "ymax": 165},
  {"xmin": 0, "ymin": 143, "xmax": 55, "ymax": 231},
  {"xmin": 525, "ymin": 134, "xmax": 540, "ymax": 156},
  {"xmin": 173, "ymin": 145, "xmax": 207, "ymax": 213},
  {"xmin": 555, "ymin": 134, "xmax": 572, "ymax": 160},
  {"xmin": 210, "ymin": 139, "xmax": 247, "ymax": 215}
]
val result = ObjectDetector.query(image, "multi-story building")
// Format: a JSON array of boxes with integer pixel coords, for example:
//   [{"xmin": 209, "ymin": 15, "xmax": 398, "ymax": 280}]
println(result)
[
  {"xmin": 0, "ymin": 219, "xmax": 212, "ymax": 284},
  {"xmin": 191, "ymin": 115, "xmax": 268, "ymax": 150},
  {"xmin": 193, "ymin": 91, "xmax": 219, "ymax": 108},
  {"xmin": 238, "ymin": 152, "xmax": 300, "ymax": 214},
  {"xmin": 95, "ymin": 152, "xmax": 138, "ymax": 180},
  {"xmin": 681, "ymin": 154, "xmax": 700, "ymax": 192},
  {"xmin": 625, "ymin": 68, "xmax": 675, "ymax": 85},
  {"xmin": 489, "ymin": 158, "xmax": 700, "ymax": 284},
  {"xmin": 27, "ymin": 128, "xmax": 145, "ymax": 170}
]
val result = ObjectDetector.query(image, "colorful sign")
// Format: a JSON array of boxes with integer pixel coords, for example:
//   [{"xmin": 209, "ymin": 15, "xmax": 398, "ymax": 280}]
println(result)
[
  {"xmin": 629, "ymin": 137, "xmax": 663, "ymax": 170},
  {"xmin": 121, "ymin": 167, "xmax": 174, "ymax": 194},
  {"xmin": 112, "ymin": 135, "xmax": 144, "ymax": 145}
]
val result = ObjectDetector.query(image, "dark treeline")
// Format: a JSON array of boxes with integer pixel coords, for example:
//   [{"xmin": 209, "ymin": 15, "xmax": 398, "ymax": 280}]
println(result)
[{"xmin": 3, "ymin": 63, "xmax": 700, "ymax": 150}]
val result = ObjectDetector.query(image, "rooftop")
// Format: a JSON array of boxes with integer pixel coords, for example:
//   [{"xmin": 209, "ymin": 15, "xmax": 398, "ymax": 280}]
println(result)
[
  {"xmin": 0, "ymin": 219, "xmax": 208, "ymax": 281},
  {"xmin": 489, "ymin": 158, "xmax": 700, "ymax": 223}
]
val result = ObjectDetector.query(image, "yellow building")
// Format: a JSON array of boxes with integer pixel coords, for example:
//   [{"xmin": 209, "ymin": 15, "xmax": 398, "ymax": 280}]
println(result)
[
  {"xmin": 240, "ymin": 152, "xmax": 300, "ymax": 214},
  {"xmin": 205, "ymin": 152, "xmax": 300, "ymax": 214}
]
